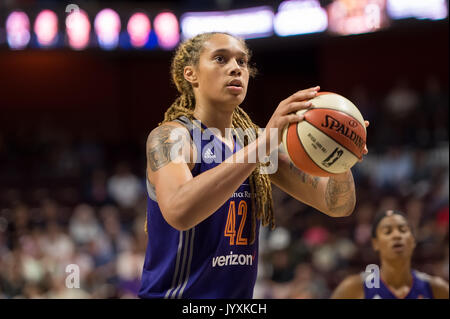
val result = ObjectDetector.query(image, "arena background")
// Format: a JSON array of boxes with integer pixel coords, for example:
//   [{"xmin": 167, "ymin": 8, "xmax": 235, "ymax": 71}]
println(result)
[{"xmin": 0, "ymin": 0, "xmax": 448, "ymax": 298}]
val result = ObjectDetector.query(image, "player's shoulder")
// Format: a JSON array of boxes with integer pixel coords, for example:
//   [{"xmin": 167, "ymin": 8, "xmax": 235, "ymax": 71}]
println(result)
[
  {"xmin": 148, "ymin": 120, "xmax": 188, "ymax": 135},
  {"xmin": 414, "ymin": 270, "xmax": 449, "ymax": 299},
  {"xmin": 146, "ymin": 121, "xmax": 196, "ymax": 172},
  {"xmin": 147, "ymin": 121, "xmax": 190, "ymax": 144},
  {"xmin": 331, "ymin": 273, "xmax": 365, "ymax": 299},
  {"xmin": 414, "ymin": 270, "xmax": 442, "ymax": 286},
  {"xmin": 342, "ymin": 273, "xmax": 365, "ymax": 287}
]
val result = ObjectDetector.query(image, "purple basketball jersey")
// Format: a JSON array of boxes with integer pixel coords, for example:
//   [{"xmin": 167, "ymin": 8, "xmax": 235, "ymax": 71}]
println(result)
[
  {"xmin": 139, "ymin": 117, "xmax": 259, "ymax": 299},
  {"xmin": 364, "ymin": 270, "xmax": 434, "ymax": 299}
]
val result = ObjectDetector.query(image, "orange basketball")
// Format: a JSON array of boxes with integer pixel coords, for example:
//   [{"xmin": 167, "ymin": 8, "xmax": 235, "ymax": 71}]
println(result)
[{"xmin": 281, "ymin": 92, "xmax": 366, "ymax": 177}]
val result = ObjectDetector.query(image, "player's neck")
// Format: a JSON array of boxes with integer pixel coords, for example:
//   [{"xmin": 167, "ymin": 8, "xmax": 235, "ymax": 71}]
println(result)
[
  {"xmin": 380, "ymin": 259, "xmax": 413, "ymax": 288},
  {"xmin": 193, "ymin": 103, "xmax": 234, "ymax": 138}
]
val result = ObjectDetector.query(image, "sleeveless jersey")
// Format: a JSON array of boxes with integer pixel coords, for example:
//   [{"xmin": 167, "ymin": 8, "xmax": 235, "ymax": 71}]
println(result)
[
  {"xmin": 138, "ymin": 116, "xmax": 259, "ymax": 299},
  {"xmin": 364, "ymin": 270, "xmax": 434, "ymax": 299}
]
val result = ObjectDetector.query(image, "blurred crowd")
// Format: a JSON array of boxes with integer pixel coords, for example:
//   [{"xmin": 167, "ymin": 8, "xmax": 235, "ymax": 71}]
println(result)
[
  {"xmin": 0, "ymin": 76, "xmax": 448, "ymax": 298},
  {"xmin": 254, "ymin": 76, "xmax": 449, "ymax": 298}
]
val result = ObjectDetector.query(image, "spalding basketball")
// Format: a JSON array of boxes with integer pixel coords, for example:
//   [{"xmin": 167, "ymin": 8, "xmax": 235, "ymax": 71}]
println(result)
[{"xmin": 282, "ymin": 92, "xmax": 366, "ymax": 177}]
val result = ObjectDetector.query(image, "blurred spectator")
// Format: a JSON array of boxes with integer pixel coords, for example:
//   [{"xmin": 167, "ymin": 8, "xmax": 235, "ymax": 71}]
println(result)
[
  {"xmin": 40, "ymin": 222, "xmax": 75, "ymax": 264},
  {"xmin": 410, "ymin": 150, "xmax": 433, "ymax": 197},
  {"xmin": 373, "ymin": 147, "xmax": 413, "ymax": 193},
  {"xmin": 78, "ymin": 133, "xmax": 105, "ymax": 173},
  {"xmin": 0, "ymin": 249, "xmax": 26, "ymax": 298},
  {"xmin": 69, "ymin": 204, "xmax": 103, "ymax": 245},
  {"xmin": 99, "ymin": 205, "xmax": 133, "ymax": 255},
  {"xmin": 378, "ymin": 196, "xmax": 400, "ymax": 212},
  {"xmin": 385, "ymin": 78, "xmax": 419, "ymax": 120},
  {"xmin": 84, "ymin": 169, "xmax": 111, "ymax": 206},
  {"xmin": 286, "ymin": 263, "xmax": 329, "ymax": 299},
  {"xmin": 116, "ymin": 236, "xmax": 145, "ymax": 297},
  {"xmin": 269, "ymin": 249, "xmax": 294, "ymax": 283},
  {"xmin": 46, "ymin": 275, "xmax": 91, "ymax": 298},
  {"xmin": 423, "ymin": 75, "xmax": 449, "ymax": 144},
  {"xmin": 404, "ymin": 197, "xmax": 424, "ymax": 233},
  {"xmin": 353, "ymin": 202, "xmax": 375, "ymax": 247},
  {"xmin": 311, "ymin": 233, "xmax": 357, "ymax": 274},
  {"xmin": 107, "ymin": 163, "xmax": 143, "ymax": 208}
]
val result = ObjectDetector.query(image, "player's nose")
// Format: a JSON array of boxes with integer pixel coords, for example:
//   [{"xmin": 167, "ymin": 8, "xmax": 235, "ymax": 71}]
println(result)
[
  {"xmin": 391, "ymin": 229, "xmax": 402, "ymax": 239},
  {"xmin": 229, "ymin": 59, "xmax": 242, "ymax": 76}
]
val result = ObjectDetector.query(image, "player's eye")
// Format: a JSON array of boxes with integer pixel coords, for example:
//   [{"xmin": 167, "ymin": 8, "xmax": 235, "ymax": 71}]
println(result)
[
  {"xmin": 238, "ymin": 58, "xmax": 248, "ymax": 66},
  {"xmin": 214, "ymin": 55, "xmax": 225, "ymax": 63}
]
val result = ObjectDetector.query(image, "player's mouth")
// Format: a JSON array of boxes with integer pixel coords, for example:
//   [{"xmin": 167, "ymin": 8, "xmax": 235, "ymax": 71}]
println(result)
[
  {"xmin": 226, "ymin": 79, "xmax": 244, "ymax": 93},
  {"xmin": 391, "ymin": 242, "xmax": 405, "ymax": 252}
]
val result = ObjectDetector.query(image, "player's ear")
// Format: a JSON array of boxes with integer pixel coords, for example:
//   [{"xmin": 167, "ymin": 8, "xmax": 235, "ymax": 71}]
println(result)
[
  {"xmin": 411, "ymin": 235, "xmax": 417, "ymax": 250},
  {"xmin": 184, "ymin": 66, "xmax": 198, "ymax": 87}
]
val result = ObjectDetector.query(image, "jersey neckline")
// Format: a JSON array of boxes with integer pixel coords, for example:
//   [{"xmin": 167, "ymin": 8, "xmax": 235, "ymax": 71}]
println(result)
[{"xmin": 192, "ymin": 116, "xmax": 236, "ymax": 154}]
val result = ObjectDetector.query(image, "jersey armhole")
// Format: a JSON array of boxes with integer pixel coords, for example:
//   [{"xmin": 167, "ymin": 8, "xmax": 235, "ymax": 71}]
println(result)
[{"xmin": 173, "ymin": 116, "xmax": 200, "ymax": 174}]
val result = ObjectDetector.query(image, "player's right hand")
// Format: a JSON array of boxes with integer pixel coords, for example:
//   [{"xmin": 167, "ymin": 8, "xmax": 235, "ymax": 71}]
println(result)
[{"xmin": 262, "ymin": 86, "xmax": 319, "ymax": 148}]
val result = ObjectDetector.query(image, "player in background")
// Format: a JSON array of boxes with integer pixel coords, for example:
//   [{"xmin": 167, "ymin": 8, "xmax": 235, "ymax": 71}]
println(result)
[{"xmin": 331, "ymin": 210, "xmax": 449, "ymax": 299}]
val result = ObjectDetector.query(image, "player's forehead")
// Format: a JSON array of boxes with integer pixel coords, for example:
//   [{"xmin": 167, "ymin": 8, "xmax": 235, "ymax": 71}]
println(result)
[
  {"xmin": 378, "ymin": 214, "xmax": 408, "ymax": 229},
  {"xmin": 201, "ymin": 33, "xmax": 248, "ymax": 57}
]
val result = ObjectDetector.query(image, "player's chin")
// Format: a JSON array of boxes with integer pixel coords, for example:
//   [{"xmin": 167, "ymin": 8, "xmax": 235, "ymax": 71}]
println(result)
[
  {"xmin": 224, "ymin": 93, "xmax": 246, "ymax": 106},
  {"xmin": 389, "ymin": 248, "xmax": 410, "ymax": 258}
]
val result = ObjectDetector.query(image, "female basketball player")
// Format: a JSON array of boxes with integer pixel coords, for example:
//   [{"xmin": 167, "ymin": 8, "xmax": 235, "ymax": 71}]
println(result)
[
  {"xmin": 331, "ymin": 210, "xmax": 449, "ymax": 299},
  {"xmin": 139, "ymin": 32, "xmax": 368, "ymax": 299}
]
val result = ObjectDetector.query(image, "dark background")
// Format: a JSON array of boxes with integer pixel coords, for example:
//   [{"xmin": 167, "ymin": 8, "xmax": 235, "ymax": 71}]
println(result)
[{"xmin": 1, "ymin": 20, "xmax": 447, "ymax": 141}]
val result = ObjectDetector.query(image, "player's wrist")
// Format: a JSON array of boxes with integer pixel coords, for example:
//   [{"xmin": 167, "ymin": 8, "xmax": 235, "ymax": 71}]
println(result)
[
  {"xmin": 329, "ymin": 169, "xmax": 353, "ymax": 181},
  {"xmin": 256, "ymin": 128, "xmax": 279, "ymax": 157}
]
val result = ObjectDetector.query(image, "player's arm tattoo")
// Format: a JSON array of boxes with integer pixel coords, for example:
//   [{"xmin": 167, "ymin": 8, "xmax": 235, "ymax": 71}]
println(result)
[
  {"xmin": 147, "ymin": 125, "xmax": 178, "ymax": 172},
  {"xmin": 289, "ymin": 162, "xmax": 319, "ymax": 189},
  {"xmin": 325, "ymin": 173, "xmax": 356, "ymax": 216}
]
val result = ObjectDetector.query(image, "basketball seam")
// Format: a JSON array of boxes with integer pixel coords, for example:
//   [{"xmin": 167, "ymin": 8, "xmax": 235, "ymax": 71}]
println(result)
[
  {"xmin": 296, "ymin": 123, "xmax": 335, "ymax": 175},
  {"xmin": 282, "ymin": 127, "xmax": 294, "ymax": 164},
  {"xmin": 304, "ymin": 114, "xmax": 362, "ymax": 160},
  {"xmin": 306, "ymin": 107, "xmax": 365, "ymax": 127}
]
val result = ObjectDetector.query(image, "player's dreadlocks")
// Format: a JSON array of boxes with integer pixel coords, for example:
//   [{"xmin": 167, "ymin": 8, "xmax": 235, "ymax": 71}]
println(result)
[{"xmin": 162, "ymin": 32, "xmax": 275, "ymax": 244}]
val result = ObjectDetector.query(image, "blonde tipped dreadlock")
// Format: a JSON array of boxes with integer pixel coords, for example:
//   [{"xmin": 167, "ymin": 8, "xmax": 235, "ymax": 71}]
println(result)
[{"xmin": 158, "ymin": 32, "xmax": 274, "ymax": 244}]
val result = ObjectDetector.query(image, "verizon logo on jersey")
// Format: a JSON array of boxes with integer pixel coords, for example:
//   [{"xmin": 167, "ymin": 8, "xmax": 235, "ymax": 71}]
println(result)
[{"xmin": 212, "ymin": 251, "xmax": 253, "ymax": 267}]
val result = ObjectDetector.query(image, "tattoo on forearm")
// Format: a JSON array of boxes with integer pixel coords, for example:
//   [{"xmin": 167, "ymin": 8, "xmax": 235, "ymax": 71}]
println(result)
[
  {"xmin": 147, "ymin": 125, "xmax": 177, "ymax": 172},
  {"xmin": 289, "ymin": 162, "xmax": 319, "ymax": 189},
  {"xmin": 325, "ymin": 176, "xmax": 355, "ymax": 216}
]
